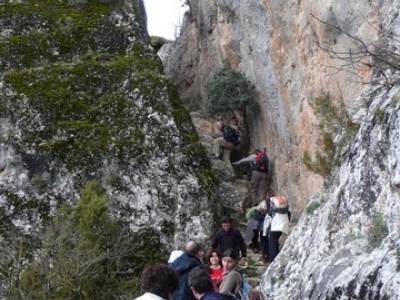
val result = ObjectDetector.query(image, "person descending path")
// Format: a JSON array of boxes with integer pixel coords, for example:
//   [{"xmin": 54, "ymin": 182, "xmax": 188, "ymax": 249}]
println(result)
[
  {"xmin": 212, "ymin": 216, "xmax": 247, "ymax": 266},
  {"xmin": 262, "ymin": 195, "xmax": 290, "ymax": 263},
  {"xmin": 232, "ymin": 148, "xmax": 269, "ymax": 207},
  {"xmin": 244, "ymin": 201, "xmax": 268, "ymax": 254},
  {"xmin": 170, "ymin": 241, "xmax": 203, "ymax": 300},
  {"xmin": 212, "ymin": 119, "xmax": 241, "ymax": 163}
]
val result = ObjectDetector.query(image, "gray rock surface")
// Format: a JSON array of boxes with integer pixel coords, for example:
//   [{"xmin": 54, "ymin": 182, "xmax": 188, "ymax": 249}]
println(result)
[
  {"xmin": 0, "ymin": 0, "xmax": 217, "ymax": 294},
  {"xmin": 162, "ymin": 0, "xmax": 400, "ymax": 298}
]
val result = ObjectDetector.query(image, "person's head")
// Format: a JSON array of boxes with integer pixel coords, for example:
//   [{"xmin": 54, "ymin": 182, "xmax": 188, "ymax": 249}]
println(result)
[
  {"xmin": 253, "ymin": 149, "xmax": 261, "ymax": 154},
  {"xmin": 267, "ymin": 191, "xmax": 275, "ymax": 198},
  {"xmin": 185, "ymin": 241, "xmax": 202, "ymax": 258},
  {"xmin": 208, "ymin": 250, "xmax": 222, "ymax": 267},
  {"xmin": 257, "ymin": 200, "xmax": 268, "ymax": 214},
  {"xmin": 221, "ymin": 249, "xmax": 237, "ymax": 272},
  {"xmin": 140, "ymin": 264, "xmax": 179, "ymax": 299},
  {"xmin": 188, "ymin": 266, "xmax": 214, "ymax": 299},
  {"xmin": 221, "ymin": 216, "xmax": 233, "ymax": 232},
  {"xmin": 215, "ymin": 119, "xmax": 224, "ymax": 131}
]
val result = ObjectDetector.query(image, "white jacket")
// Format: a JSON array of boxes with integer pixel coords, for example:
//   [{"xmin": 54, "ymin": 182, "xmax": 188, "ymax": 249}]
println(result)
[
  {"xmin": 269, "ymin": 196, "xmax": 290, "ymax": 235},
  {"xmin": 135, "ymin": 293, "xmax": 166, "ymax": 300}
]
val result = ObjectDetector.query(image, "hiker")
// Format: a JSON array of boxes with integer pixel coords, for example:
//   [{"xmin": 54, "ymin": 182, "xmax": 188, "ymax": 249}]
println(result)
[
  {"xmin": 211, "ymin": 216, "xmax": 247, "ymax": 266},
  {"xmin": 170, "ymin": 241, "xmax": 203, "ymax": 300},
  {"xmin": 212, "ymin": 120, "xmax": 240, "ymax": 163},
  {"xmin": 136, "ymin": 264, "xmax": 179, "ymax": 300},
  {"xmin": 263, "ymin": 195, "xmax": 290, "ymax": 262},
  {"xmin": 188, "ymin": 266, "xmax": 226, "ymax": 300},
  {"xmin": 219, "ymin": 249, "xmax": 242, "ymax": 298},
  {"xmin": 168, "ymin": 250, "xmax": 184, "ymax": 263},
  {"xmin": 244, "ymin": 200, "xmax": 268, "ymax": 254},
  {"xmin": 207, "ymin": 250, "xmax": 224, "ymax": 291},
  {"xmin": 232, "ymin": 149, "xmax": 269, "ymax": 207}
]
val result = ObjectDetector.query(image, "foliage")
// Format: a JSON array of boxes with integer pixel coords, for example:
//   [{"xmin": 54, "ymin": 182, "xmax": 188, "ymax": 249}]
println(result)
[
  {"xmin": 368, "ymin": 213, "xmax": 389, "ymax": 248},
  {"xmin": 303, "ymin": 93, "xmax": 359, "ymax": 177},
  {"xmin": 305, "ymin": 201, "xmax": 321, "ymax": 215},
  {"xmin": 8, "ymin": 181, "xmax": 165, "ymax": 299},
  {"xmin": 207, "ymin": 67, "xmax": 258, "ymax": 117}
]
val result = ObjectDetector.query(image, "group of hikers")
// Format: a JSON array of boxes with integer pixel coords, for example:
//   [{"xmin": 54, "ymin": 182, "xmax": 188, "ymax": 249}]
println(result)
[{"xmin": 135, "ymin": 119, "xmax": 291, "ymax": 300}]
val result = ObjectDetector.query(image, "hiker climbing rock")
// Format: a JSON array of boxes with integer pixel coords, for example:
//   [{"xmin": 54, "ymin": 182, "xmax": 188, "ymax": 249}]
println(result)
[
  {"xmin": 262, "ymin": 195, "xmax": 290, "ymax": 262},
  {"xmin": 211, "ymin": 216, "xmax": 247, "ymax": 266},
  {"xmin": 212, "ymin": 119, "xmax": 240, "ymax": 163},
  {"xmin": 233, "ymin": 148, "xmax": 269, "ymax": 206}
]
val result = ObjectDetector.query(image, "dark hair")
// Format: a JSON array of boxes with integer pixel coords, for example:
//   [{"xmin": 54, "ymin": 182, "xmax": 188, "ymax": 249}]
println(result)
[
  {"xmin": 188, "ymin": 266, "xmax": 214, "ymax": 294},
  {"xmin": 207, "ymin": 249, "xmax": 222, "ymax": 266},
  {"xmin": 222, "ymin": 248, "xmax": 238, "ymax": 261},
  {"xmin": 221, "ymin": 216, "xmax": 233, "ymax": 224},
  {"xmin": 140, "ymin": 264, "xmax": 179, "ymax": 298}
]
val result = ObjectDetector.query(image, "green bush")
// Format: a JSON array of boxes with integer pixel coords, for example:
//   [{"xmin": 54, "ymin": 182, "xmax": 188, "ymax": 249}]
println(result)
[
  {"xmin": 305, "ymin": 201, "xmax": 321, "ymax": 215},
  {"xmin": 207, "ymin": 67, "xmax": 258, "ymax": 117},
  {"xmin": 9, "ymin": 181, "xmax": 165, "ymax": 299},
  {"xmin": 368, "ymin": 213, "xmax": 389, "ymax": 248}
]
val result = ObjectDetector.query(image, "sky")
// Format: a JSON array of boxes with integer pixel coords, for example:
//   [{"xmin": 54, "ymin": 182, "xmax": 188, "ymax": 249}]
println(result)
[{"xmin": 143, "ymin": 0, "xmax": 188, "ymax": 40}]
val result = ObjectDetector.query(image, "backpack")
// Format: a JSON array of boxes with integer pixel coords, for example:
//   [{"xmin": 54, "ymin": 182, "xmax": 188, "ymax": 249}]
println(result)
[
  {"xmin": 223, "ymin": 125, "xmax": 241, "ymax": 145},
  {"xmin": 254, "ymin": 149, "xmax": 268, "ymax": 173}
]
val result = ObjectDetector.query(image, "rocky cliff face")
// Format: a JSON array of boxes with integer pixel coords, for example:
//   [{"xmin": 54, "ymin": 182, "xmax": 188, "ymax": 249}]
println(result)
[
  {"xmin": 162, "ymin": 0, "xmax": 400, "ymax": 298},
  {"xmin": 0, "ymin": 0, "xmax": 216, "ymax": 294},
  {"xmin": 160, "ymin": 0, "xmax": 391, "ymax": 216},
  {"xmin": 261, "ymin": 82, "xmax": 400, "ymax": 299}
]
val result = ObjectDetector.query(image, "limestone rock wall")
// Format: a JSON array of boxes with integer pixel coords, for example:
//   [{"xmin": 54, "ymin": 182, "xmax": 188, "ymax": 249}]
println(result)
[
  {"xmin": 0, "ymin": 1, "xmax": 217, "ymax": 292},
  {"xmin": 160, "ymin": 0, "xmax": 393, "ymax": 216},
  {"xmin": 162, "ymin": 0, "xmax": 400, "ymax": 298}
]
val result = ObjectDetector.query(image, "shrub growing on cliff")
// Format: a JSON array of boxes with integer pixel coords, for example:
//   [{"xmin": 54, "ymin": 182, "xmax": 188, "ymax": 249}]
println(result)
[
  {"xmin": 368, "ymin": 213, "xmax": 389, "ymax": 248},
  {"xmin": 9, "ymin": 182, "xmax": 165, "ymax": 299},
  {"xmin": 207, "ymin": 67, "xmax": 258, "ymax": 117}
]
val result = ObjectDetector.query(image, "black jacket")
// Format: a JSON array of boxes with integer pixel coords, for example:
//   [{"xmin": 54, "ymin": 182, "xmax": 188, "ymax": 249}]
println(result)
[{"xmin": 211, "ymin": 228, "xmax": 247, "ymax": 258}]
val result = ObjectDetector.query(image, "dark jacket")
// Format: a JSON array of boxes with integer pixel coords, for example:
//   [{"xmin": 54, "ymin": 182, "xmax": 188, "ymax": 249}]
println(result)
[
  {"xmin": 200, "ymin": 292, "xmax": 227, "ymax": 300},
  {"xmin": 211, "ymin": 228, "xmax": 247, "ymax": 259},
  {"xmin": 170, "ymin": 252, "xmax": 201, "ymax": 300}
]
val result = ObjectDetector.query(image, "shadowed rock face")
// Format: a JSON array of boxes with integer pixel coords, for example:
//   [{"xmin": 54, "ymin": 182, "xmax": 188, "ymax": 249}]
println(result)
[
  {"xmin": 162, "ymin": 0, "xmax": 400, "ymax": 298},
  {"xmin": 0, "ymin": 0, "xmax": 217, "ymax": 291}
]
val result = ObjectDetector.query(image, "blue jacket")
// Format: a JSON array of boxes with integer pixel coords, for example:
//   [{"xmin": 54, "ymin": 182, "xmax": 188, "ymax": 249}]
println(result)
[
  {"xmin": 200, "ymin": 292, "xmax": 227, "ymax": 300},
  {"xmin": 170, "ymin": 252, "xmax": 201, "ymax": 300}
]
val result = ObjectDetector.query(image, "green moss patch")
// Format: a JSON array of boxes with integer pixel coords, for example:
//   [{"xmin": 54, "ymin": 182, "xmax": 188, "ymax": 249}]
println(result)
[
  {"xmin": 3, "ymin": 48, "xmax": 169, "ymax": 172},
  {"xmin": 0, "ymin": 0, "xmax": 132, "ymax": 68},
  {"xmin": 304, "ymin": 93, "xmax": 360, "ymax": 177}
]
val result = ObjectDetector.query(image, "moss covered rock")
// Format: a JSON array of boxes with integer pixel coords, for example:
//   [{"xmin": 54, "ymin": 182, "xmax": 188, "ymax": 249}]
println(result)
[{"xmin": 0, "ymin": 0, "xmax": 218, "ymax": 296}]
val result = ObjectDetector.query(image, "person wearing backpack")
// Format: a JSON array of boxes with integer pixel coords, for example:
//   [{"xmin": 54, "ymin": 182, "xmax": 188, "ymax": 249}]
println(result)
[
  {"xmin": 232, "ymin": 148, "xmax": 269, "ymax": 207},
  {"xmin": 262, "ymin": 195, "xmax": 290, "ymax": 263},
  {"xmin": 212, "ymin": 120, "xmax": 240, "ymax": 163}
]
